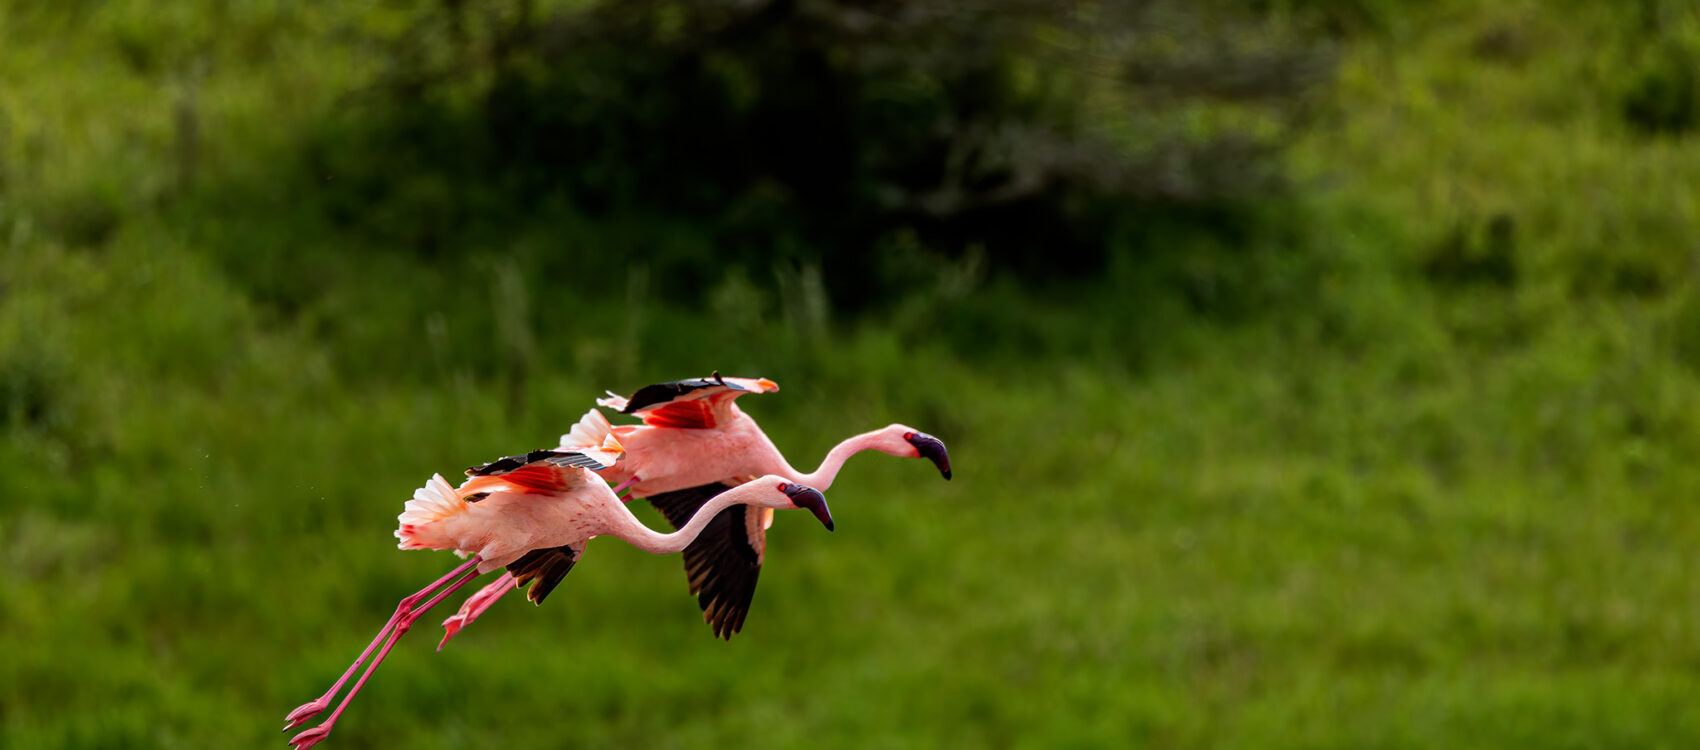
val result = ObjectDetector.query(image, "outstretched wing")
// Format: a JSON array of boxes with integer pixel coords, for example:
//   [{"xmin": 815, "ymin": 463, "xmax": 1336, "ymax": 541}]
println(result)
[
  {"xmin": 468, "ymin": 449, "xmax": 614, "ymax": 476},
  {"xmin": 506, "ymin": 544, "xmax": 580, "ymax": 605},
  {"xmin": 645, "ymin": 482, "xmax": 765, "ymax": 640},
  {"xmin": 598, "ymin": 372, "xmax": 779, "ymax": 429},
  {"xmin": 461, "ymin": 449, "xmax": 612, "ymax": 495}
]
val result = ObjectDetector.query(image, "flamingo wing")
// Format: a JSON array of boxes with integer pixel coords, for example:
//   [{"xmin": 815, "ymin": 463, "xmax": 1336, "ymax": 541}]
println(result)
[
  {"xmin": 468, "ymin": 448, "xmax": 615, "ymax": 476},
  {"xmin": 506, "ymin": 544, "xmax": 580, "ymax": 605},
  {"xmin": 645, "ymin": 482, "xmax": 765, "ymax": 640},
  {"xmin": 600, "ymin": 372, "xmax": 779, "ymax": 429},
  {"xmin": 461, "ymin": 449, "xmax": 613, "ymax": 495}
]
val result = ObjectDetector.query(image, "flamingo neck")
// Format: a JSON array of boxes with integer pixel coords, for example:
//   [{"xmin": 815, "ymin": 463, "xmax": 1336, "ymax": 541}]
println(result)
[
  {"xmin": 605, "ymin": 483, "xmax": 772, "ymax": 555},
  {"xmin": 792, "ymin": 429, "xmax": 890, "ymax": 490}
]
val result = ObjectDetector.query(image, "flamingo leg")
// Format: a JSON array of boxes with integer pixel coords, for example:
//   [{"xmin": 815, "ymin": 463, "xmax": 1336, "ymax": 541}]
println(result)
[
  {"xmin": 610, "ymin": 475, "xmax": 639, "ymax": 501},
  {"xmin": 283, "ymin": 557, "xmax": 483, "ymax": 730},
  {"xmin": 288, "ymin": 564, "xmax": 484, "ymax": 749},
  {"xmin": 437, "ymin": 572, "xmax": 518, "ymax": 650}
]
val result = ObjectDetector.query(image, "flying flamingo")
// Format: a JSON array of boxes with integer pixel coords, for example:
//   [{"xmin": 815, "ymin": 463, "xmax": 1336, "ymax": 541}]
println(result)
[
  {"xmin": 282, "ymin": 411, "xmax": 834, "ymax": 750},
  {"xmin": 442, "ymin": 373, "xmax": 950, "ymax": 642}
]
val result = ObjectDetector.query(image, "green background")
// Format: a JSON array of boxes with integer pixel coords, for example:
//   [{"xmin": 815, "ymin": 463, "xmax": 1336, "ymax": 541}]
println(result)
[{"xmin": 3, "ymin": 1, "xmax": 1699, "ymax": 747}]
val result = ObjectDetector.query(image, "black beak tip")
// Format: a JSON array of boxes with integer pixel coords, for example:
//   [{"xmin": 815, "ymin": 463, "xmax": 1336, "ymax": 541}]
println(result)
[
  {"xmin": 908, "ymin": 432, "xmax": 952, "ymax": 481},
  {"xmin": 783, "ymin": 484, "xmax": 834, "ymax": 531}
]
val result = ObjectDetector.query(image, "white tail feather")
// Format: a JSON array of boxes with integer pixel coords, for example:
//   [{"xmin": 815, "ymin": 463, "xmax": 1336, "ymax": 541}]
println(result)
[
  {"xmin": 559, "ymin": 408, "xmax": 624, "ymax": 466},
  {"xmin": 395, "ymin": 473, "xmax": 465, "ymax": 551}
]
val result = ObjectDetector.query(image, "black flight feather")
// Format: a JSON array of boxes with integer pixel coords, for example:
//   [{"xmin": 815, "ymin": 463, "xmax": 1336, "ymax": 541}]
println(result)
[
  {"xmin": 506, "ymin": 545, "xmax": 579, "ymax": 605},
  {"xmin": 644, "ymin": 482, "xmax": 763, "ymax": 640}
]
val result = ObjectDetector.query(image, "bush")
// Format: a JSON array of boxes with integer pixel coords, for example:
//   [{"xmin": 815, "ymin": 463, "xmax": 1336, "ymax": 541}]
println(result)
[{"xmin": 287, "ymin": 0, "xmax": 1336, "ymax": 310}]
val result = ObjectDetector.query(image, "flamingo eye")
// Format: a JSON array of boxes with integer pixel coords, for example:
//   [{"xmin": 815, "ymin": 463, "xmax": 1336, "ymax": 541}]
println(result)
[
  {"xmin": 776, "ymin": 482, "xmax": 793, "ymax": 493},
  {"xmin": 903, "ymin": 431, "xmax": 916, "ymax": 441}
]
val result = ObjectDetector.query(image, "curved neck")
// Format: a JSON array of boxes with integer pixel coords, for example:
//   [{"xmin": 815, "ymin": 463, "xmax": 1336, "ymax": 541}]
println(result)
[
  {"xmin": 605, "ymin": 483, "xmax": 772, "ymax": 555},
  {"xmin": 793, "ymin": 429, "xmax": 890, "ymax": 489}
]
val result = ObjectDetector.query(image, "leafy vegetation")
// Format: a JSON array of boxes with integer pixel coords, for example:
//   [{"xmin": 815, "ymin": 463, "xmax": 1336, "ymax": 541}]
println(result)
[{"xmin": 3, "ymin": 1, "xmax": 1699, "ymax": 748}]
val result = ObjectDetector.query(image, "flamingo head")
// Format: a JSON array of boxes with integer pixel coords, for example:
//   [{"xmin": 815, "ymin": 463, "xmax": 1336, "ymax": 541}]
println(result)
[
  {"xmin": 778, "ymin": 481, "xmax": 834, "ymax": 531},
  {"xmin": 900, "ymin": 429, "xmax": 952, "ymax": 480}
]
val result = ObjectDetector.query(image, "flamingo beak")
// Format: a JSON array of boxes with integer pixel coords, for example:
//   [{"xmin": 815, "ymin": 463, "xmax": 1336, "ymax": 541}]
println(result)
[
  {"xmin": 907, "ymin": 431, "xmax": 952, "ymax": 481},
  {"xmin": 781, "ymin": 483, "xmax": 834, "ymax": 531}
]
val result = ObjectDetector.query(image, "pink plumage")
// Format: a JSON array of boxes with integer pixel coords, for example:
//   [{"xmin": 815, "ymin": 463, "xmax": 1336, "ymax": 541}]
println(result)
[
  {"xmin": 442, "ymin": 373, "xmax": 953, "ymax": 643},
  {"xmin": 281, "ymin": 407, "xmax": 834, "ymax": 749}
]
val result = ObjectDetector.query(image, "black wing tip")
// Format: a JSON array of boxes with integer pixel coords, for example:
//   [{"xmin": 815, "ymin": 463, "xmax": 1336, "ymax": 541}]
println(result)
[
  {"xmin": 679, "ymin": 503, "xmax": 761, "ymax": 641},
  {"xmin": 621, "ymin": 372, "xmax": 753, "ymax": 413},
  {"xmin": 467, "ymin": 448, "xmax": 609, "ymax": 476},
  {"xmin": 507, "ymin": 545, "xmax": 579, "ymax": 605},
  {"xmin": 466, "ymin": 448, "xmax": 555, "ymax": 476},
  {"xmin": 466, "ymin": 455, "xmax": 519, "ymax": 476},
  {"xmin": 542, "ymin": 451, "xmax": 615, "ymax": 471},
  {"xmin": 703, "ymin": 594, "xmax": 746, "ymax": 640}
]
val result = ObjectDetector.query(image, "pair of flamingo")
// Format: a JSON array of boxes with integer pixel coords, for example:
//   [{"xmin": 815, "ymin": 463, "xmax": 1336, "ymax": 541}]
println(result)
[
  {"xmin": 283, "ymin": 374, "xmax": 951, "ymax": 749},
  {"xmin": 444, "ymin": 374, "xmax": 951, "ymax": 641}
]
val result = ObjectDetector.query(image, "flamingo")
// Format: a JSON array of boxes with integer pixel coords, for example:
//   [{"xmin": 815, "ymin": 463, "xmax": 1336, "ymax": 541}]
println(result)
[
  {"xmin": 282, "ymin": 411, "xmax": 834, "ymax": 749},
  {"xmin": 442, "ymin": 373, "xmax": 950, "ymax": 642}
]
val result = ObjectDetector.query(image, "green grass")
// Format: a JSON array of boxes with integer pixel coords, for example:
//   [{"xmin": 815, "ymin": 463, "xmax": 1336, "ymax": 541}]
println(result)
[{"xmin": 4, "ymin": 1, "xmax": 1700, "ymax": 748}]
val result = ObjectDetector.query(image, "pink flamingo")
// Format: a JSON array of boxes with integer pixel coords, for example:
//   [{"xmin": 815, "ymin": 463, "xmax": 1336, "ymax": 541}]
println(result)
[
  {"xmin": 443, "ymin": 373, "xmax": 949, "ymax": 642},
  {"xmin": 281, "ymin": 412, "xmax": 834, "ymax": 749}
]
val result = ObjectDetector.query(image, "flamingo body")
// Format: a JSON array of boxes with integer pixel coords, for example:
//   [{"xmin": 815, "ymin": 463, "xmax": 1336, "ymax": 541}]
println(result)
[
  {"xmin": 599, "ymin": 411, "xmax": 784, "ymax": 496},
  {"xmin": 593, "ymin": 374, "xmax": 952, "ymax": 639},
  {"xmin": 398, "ymin": 471, "xmax": 598, "ymax": 574}
]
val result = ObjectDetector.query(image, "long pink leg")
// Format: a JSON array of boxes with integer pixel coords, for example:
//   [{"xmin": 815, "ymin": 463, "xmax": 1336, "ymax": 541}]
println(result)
[
  {"xmin": 283, "ymin": 556, "xmax": 483, "ymax": 730},
  {"xmin": 438, "ymin": 572, "xmax": 517, "ymax": 650},
  {"xmin": 610, "ymin": 475, "xmax": 639, "ymax": 501},
  {"xmin": 288, "ymin": 564, "xmax": 484, "ymax": 749}
]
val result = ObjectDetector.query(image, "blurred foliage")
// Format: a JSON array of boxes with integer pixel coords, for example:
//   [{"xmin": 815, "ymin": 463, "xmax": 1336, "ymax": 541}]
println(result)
[
  {"xmin": 290, "ymin": 0, "xmax": 1336, "ymax": 309},
  {"xmin": 1622, "ymin": 36, "xmax": 1698, "ymax": 135},
  {"xmin": 4, "ymin": 0, "xmax": 1700, "ymax": 748}
]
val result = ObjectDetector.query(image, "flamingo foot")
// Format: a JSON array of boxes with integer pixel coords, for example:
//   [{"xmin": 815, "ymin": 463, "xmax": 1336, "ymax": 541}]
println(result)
[
  {"xmin": 288, "ymin": 724, "xmax": 332, "ymax": 749},
  {"xmin": 438, "ymin": 573, "xmax": 516, "ymax": 651},
  {"xmin": 438, "ymin": 614, "xmax": 468, "ymax": 650},
  {"xmin": 282, "ymin": 557, "xmax": 483, "ymax": 744},
  {"xmin": 282, "ymin": 698, "xmax": 329, "ymax": 730}
]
